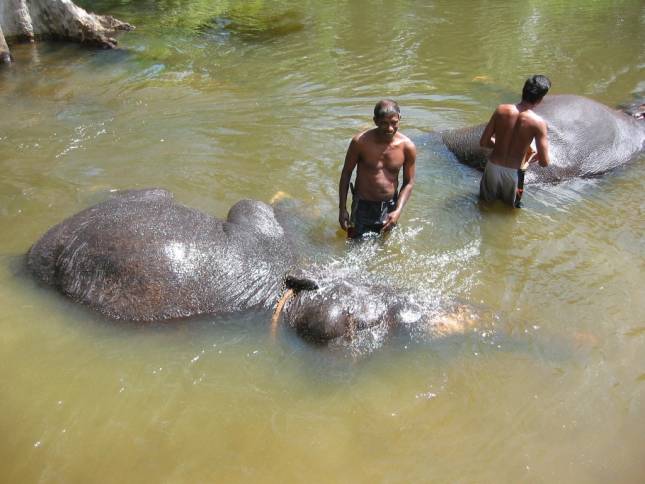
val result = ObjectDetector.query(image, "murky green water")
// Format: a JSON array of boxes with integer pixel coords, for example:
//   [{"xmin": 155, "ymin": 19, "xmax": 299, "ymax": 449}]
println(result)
[{"xmin": 1, "ymin": 0, "xmax": 644, "ymax": 482}]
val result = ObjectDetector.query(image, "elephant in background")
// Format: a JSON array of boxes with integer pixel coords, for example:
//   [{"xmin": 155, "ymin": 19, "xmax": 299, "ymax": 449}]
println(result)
[{"xmin": 441, "ymin": 94, "xmax": 645, "ymax": 183}]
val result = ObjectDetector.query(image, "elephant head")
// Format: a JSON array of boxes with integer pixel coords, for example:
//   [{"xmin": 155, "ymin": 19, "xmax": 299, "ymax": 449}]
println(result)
[{"xmin": 279, "ymin": 267, "xmax": 473, "ymax": 346}]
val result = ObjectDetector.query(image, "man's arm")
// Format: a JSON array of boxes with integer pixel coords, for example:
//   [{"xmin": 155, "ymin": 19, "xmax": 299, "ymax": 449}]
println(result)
[
  {"xmin": 382, "ymin": 140, "xmax": 416, "ymax": 231},
  {"xmin": 339, "ymin": 137, "xmax": 359, "ymax": 230},
  {"xmin": 534, "ymin": 120, "xmax": 550, "ymax": 167},
  {"xmin": 479, "ymin": 111, "xmax": 497, "ymax": 149}
]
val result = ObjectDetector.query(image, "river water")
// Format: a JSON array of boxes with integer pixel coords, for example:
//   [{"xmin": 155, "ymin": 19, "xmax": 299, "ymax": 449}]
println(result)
[{"xmin": 1, "ymin": 0, "xmax": 643, "ymax": 482}]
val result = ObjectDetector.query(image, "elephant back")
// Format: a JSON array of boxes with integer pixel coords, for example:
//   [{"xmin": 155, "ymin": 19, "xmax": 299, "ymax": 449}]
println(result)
[
  {"xmin": 28, "ymin": 190, "xmax": 295, "ymax": 322},
  {"xmin": 531, "ymin": 94, "xmax": 645, "ymax": 181}
]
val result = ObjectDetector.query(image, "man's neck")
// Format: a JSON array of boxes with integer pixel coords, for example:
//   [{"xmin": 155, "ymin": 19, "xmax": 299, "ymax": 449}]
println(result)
[
  {"xmin": 373, "ymin": 130, "xmax": 397, "ymax": 145},
  {"xmin": 517, "ymin": 100, "xmax": 537, "ymax": 112}
]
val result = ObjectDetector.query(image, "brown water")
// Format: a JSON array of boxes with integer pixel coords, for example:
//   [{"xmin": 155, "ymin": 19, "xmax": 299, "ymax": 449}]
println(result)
[{"xmin": 1, "ymin": 0, "xmax": 644, "ymax": 482}]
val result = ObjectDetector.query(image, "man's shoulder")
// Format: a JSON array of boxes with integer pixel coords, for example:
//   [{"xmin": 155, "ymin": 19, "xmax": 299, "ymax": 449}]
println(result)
[
  {"xmin": 395, "ymin": 131, "xmax": 414, "ymax": 146},
  {"xmin": 496, "ymin": 103, "xmax": 517, "ymax": 115},
  {"xmin": 520, "ymin": 109, "xmax": 548, "ymax": 129},
  {"xmin": 354, "ymin": 128, "xmax": 377, "ymax": 143},
  {"xmin": 396, "ymin": 133, "xmax": 416, "ymax": 160}
]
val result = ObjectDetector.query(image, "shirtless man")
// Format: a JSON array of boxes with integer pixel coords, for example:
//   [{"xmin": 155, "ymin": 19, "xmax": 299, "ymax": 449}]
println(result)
[
  {"xmin": 339, "ymin": 100, "xmax": 417, "ymax": 238},
  {"xmin": 479, "ymin": 75, "xmax": 551, "ymax": 207}
]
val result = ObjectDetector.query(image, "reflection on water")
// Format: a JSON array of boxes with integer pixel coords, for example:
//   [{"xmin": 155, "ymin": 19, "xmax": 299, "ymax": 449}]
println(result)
[
  {"xmin": 1, "ymin": 0, "xmax": 644, "ymax": 482},
  {"xmin": 204, "ymin": 9, "xmax": 306, "ymax": 42}
]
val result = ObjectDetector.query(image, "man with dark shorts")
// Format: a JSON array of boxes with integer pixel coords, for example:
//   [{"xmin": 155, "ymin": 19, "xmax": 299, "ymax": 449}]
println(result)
[
  {"xmin": 479, "ymin": 75, "xmax": 551, "ymax": 207},
  {"xmin": 338, "ymin": 100, "xmax": 417, "ymax": 238}
]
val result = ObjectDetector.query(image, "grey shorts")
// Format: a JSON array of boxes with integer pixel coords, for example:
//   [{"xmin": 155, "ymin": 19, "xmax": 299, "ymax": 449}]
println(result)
[{"xmin": 479, "ymin": 162, "xmax": 520, "ymax": 206}]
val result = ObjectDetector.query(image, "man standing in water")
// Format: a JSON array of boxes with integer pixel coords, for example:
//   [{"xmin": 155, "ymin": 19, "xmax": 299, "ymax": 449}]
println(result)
[
  {"xmin": 479, "ymin": 75, "xmax": 551, "ymax": 207},
  {"xmin": 339, "ymin": 100, "xmax": 417, "ymax": 238}
]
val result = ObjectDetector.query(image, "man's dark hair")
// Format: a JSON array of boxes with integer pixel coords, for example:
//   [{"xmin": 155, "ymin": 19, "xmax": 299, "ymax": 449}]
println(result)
[
  {"xmin": 374, "ymin": 99, "xmax": 400, "ymax": 119},
  {"xmin": 522, "ymin": 75, "xmax": 551, "ymax": 104}
]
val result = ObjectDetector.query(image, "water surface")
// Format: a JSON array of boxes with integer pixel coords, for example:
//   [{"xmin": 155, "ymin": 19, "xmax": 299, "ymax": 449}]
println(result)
[{"xmin": 1, "ymin": 0, "xmax": 644, "ymax": 482}]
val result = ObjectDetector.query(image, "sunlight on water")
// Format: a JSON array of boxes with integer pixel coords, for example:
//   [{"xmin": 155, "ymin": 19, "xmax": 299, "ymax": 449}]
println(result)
[{"xmin": 1, "ymin": 0, "xmax": 644, "ymax": 482}]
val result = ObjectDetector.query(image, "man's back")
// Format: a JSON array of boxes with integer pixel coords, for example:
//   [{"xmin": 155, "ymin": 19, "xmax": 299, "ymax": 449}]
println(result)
[
  {"xmin": 488, "ymin": 104, "xmax": 544, "ymax": 169},
  {"xmin": 478, "ymin": 74, "xmax": 552, "ymax": 208}
]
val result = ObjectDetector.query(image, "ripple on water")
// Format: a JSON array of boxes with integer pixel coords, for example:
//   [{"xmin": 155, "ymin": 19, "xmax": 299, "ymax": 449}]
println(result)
[{"xmin": 1, "ymin": 0, "xmax": 644, "ymax": 480}]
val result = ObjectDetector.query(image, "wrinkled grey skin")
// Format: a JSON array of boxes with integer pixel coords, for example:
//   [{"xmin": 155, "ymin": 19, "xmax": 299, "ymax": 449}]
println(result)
[
  {"xmin": 28, "ymin": 189, "xmax": 296, "ymax": 321},
  {"xmin": 28, "ymin": 188, "xmax": 461, "ymax": 345},
  {"xmin": 441, "ymin": 94, "xmax": 645, "ymax": 183}
]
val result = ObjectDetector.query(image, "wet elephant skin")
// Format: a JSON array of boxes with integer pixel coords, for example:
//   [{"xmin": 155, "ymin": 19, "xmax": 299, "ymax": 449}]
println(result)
[
  {"xmin": 28, "ymin": 189, "xmax": 296, "ymax": 322},
  {"xmin": 440, "ymin": 94, "xmax": 645, "ymax": 183}
]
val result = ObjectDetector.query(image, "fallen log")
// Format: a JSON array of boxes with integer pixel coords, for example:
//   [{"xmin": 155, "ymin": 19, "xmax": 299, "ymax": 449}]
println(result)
[{"xmin": 0, "ymin": 0, "xmax": 133, "ymax": 64}]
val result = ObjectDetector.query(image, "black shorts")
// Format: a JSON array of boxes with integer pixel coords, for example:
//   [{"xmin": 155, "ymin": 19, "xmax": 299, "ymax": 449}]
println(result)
[{"xmin": 349, "ymin": 196, "xmax": 397, "ymax": 238}]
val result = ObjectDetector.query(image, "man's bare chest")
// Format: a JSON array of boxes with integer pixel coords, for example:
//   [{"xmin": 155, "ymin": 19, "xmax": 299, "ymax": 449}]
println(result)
[{"xmin": 359, "ymin": 146, "xmax": 404, "ymax": 171}]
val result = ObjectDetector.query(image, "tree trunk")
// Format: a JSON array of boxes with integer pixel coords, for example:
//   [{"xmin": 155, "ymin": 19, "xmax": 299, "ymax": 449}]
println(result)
[{"xmin": 0, "ymin": 0, "xmax": 133, "ymax": 65}]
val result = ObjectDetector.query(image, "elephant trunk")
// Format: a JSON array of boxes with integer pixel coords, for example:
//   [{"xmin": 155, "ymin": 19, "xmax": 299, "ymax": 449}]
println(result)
[{"xmin": 440, "ymin": 124, "xmax": 489, "ymax": 169}]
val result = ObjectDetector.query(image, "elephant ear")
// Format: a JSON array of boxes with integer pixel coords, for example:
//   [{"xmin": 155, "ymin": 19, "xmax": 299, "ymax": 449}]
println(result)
[
  {"xmin": 226, "ymin": 199, "xmax": 285, "ymax": 238},
  {"xmin": 285, "ymin": 269, "xmax": 319, "ymax": 291}
]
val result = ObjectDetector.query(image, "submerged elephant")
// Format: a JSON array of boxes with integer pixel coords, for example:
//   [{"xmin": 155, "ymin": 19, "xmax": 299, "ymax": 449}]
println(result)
[
  {"xmin": 28, "ymin": 189, "xmax": 470, "ymax": 344},
  {"xmin": 441, "ymin": 94, "xmax": 645, "ymax": 183},
  {"xmin": 281, "ymin": 268, "xmax": 472, "ymax": 344}
]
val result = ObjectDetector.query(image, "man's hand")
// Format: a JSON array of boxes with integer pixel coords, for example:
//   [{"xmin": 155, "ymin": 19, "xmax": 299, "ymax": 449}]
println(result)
[
  {"xmin": 382, "ymin": 210, "xmax": 401, "ymax": 232},
  {"xmin": 527, "ymin": 146, "xmax": 536, "ymax": 160},
  {"xmin": 339, "ymin": 208, "xmax": 350, "ymax": 231}
]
